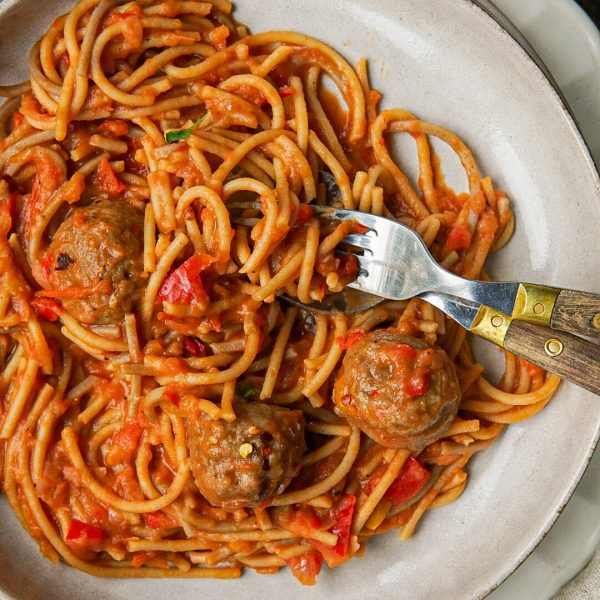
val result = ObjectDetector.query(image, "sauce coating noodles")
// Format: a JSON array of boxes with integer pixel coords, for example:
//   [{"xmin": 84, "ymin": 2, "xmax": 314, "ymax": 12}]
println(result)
[{"xmin": 0, "ymin": 0, "xmax": 559, "ymax": 584}]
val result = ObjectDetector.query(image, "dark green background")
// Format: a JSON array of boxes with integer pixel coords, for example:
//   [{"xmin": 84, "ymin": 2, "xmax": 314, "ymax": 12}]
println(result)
[{"xmin": 576, "ymin": 0, "xmax": 599, "ymax": 26}]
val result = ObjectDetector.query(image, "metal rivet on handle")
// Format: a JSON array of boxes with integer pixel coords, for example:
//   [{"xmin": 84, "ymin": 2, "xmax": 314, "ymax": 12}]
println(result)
[
  {"xmin": 544, "ymin": 338, "xmax": 564, "ymax": 357},
  {"xmin": 533, "ymin": 302, "xmax": 545, "ymax": 315},
  {"xmin": 593, "ymin": 313, "xmax": 600, "ymax": 330},
  {"xmin": 491, "ymin": 315, "xmax": 504, "ymax": 327}
]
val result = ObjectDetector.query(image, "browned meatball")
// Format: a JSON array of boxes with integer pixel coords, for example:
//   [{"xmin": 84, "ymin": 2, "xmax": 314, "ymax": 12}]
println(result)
[
  {"xmin": 186, "ymin": 400, "xmax": 306, "ymax": 510},
  {"xmin": 333, "ymin": 330, "xmax": 461, "ymax": 450},
  {"xmin": 35, "ymin": 199, "xmax": 145, "ymax": 325}
]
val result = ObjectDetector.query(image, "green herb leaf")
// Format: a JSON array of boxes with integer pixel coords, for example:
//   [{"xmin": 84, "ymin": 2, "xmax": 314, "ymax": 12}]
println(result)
[
  {"xmin": 237, "ymin": 383, "xmax": 259, "ymax": 399},
  {"xmin": 164, "ymin": 110, "xmax": 212, "ymax": 143}
]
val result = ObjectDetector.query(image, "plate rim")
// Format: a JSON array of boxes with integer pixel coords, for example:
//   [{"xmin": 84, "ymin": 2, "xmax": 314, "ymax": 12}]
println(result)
[
  {"xmin": 465, "ymin": 1, "xmax": 600, "ymax": 597},
  {"xmin": 0, "ymin": 1, "xmax": 599, "ymax": 599}
]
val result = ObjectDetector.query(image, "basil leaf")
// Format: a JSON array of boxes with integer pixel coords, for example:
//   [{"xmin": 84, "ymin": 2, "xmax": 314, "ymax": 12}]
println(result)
[{"xmin": 164, "ymin": 110, "xmax": 212, "ymax": 143}]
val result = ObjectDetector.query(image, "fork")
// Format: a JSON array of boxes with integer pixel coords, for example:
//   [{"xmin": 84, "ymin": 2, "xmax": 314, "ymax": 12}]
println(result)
[
  {"xmin": 310, "ymin": 206, "xmax": 600, "ymax": 342},
  {"xmin": 283, "ymin": 206, "xmax": 600, "ymax": 396}
]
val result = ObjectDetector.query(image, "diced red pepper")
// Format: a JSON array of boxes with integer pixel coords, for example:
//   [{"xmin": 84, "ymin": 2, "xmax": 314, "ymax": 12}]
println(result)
[
  {"xmin": 446, "ymin": 223, "xmax": 472, "ymax": 252},
  {"xmin": 278, "ymin": 85, "xmax": 296, "ymax": 98},
  {"xmin": 383, "ymin": 457, "xmax": 430, "ymax": 507},
  {"xmin": 157, "ymin": 254, "xmax": 214, "ymax": 306},
  {"xmin": 66, "ymin": 519, "xmax": 104, "ymax": 543},
  {"xmin": 96, "ymin": 156, "xmax": 126, "ymax": 197},
  {"xmin": 286, "ymin": 550, "xmax": 323, "ymax": 586},
  {"xmin": 336, "ymin": 329, "xmax": 366, "ymax": 350},
  {"xmin": 312, "ymin": 494, "xmax": 356, "ymax": 568},
  {"xmin": 31, "ymin": 297, "xmax": 61, "ymax": 321}
]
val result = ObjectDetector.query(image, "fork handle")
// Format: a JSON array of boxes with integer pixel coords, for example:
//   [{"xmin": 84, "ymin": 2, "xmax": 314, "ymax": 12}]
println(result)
[
  {"xmin": 471, "ymin": 307, "xmax": 600, "ymax": 396},
  {"xmin": 512, "ymin": 284, "xmax": 600, "ymax": 341},
  {"xmin": 550, "ymin": 289, "xmax": 600, "ymax": 340},
  {"xmin": 503, "ymin": 320, "xmax": 600, "ymax": 396}
]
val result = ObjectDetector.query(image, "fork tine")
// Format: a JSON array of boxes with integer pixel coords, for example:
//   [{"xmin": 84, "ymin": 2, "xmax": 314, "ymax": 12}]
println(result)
[
  {"xmin": 343, "ymin": 233, "xmax": 377, "ymax": 252},
  {"xmin": 231, "ymin": 216, "xmax": 260, "ymax": 227},
  {"xmin": 334, "ymin": 248, "xmax": 371, "ymax": 273},
  {"xmin": 311, "ymin": 205, "xmax": 380, "ymax": 229}
]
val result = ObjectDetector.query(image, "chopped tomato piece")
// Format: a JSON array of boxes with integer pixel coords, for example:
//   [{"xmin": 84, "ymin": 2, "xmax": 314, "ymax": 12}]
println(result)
[
  {"xmin": 91, "ymin": 506, "xmax": 108, "ymax": 521},
  {"xmin": 336, "ymin": 329, "xmax": 366, "ymax": 350},
  {"xmin": 105, "ymin": 421, "xmax": 143, "ymax": 466},
  {"xmin": 351, "ymin": 221, "xmax": 370, "ymax": 234},
  {"xmin": 66, "ymin": 519, "xmax": 104, "ymax": 543},
  {"xmin": 278, "ymin": 85, "xmax": 296, "ymax": 98},
  {"xmin": 295, "ymin": 203, "xmax": 314, "ymax": 225},
  {"xmin": 31, "ymin": 297, "xmax": 61, "ymax": 321},
  {"xmin": 132, "ymin": 551, "xmax": 155, "ymax": 567},
  {"xmin": 339, "ymin": 254, "xmax": 359, "ymax": 278},
  {"xmin": 62, "ymin": 172, "xmax": 86, "ymax": 204},
  {"xmin": 98, "ymin": 118, "xmax": 129, "ymax": 137},
  {"xmin": 145, "ymin": 511, "xmax": 176, "ymax": 529},
  {"xmin": 380, "ymin": 457, "xmax": 430, "ymax": 506},
  {"xmin": 38, "ymin": 252, "xmax": 54, "ymax": 280},
  {"xmin": 182, "ymin": 336, "xmax": 209, "ymax": 357},
  {"xmin": 11, "ymin": 111, "xmax": 24, "ymax": 130},
  {"xmin": 406, "ymin": 370, "xmax": 430, "ymax": 397},
  {"xmin": 206, "ymin": 24, "xmax": 230, "ymax": 50},
  {"xmin": 446, "ymin": 223, "xmax": 472, "ymax": 252},
  {"xmin": 286, "ymin": 550, "xmax": 323, "ymax": 586},
  {"xmin": 391, "ymin": 342, "xmax": 417, "ymax": 361},
  {"xmin": 279, "ymin": 506, "xmax": 322, "ymax": 538},
  {"xmin": 96, "ymin": 156, "xmax": 126, "ymax": 197},
  {"xmin": 312, "ymin": 494, "xmax": 356, "ymax": 568},
  {"xmin": 123, "ymin": 137, "xmax": 148, "ymax": 177},
  {"xmin": 103, "ymin": 4, "xmax": 143, "ymax": 27},
  {"xmin": 157, "ymin": 254, "xmax": 214, "ymax": 306},
  {"xmin": 518, "ymin": 357, "xmax": 546, "ymax": 379},
  {"xmin": 163, "ymin": 386, "xmax": 180, "ymax": 406}
]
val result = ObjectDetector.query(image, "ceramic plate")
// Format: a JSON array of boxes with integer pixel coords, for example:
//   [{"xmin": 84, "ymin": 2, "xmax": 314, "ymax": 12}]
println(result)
[{"xmin": 1, "ymin": 1, "xmax": 599, "ymax": 599}]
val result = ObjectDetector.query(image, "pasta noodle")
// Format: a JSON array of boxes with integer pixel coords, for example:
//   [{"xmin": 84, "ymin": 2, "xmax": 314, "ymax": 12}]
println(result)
[{"xmin": 0, "ymin": 0, "xmax": 559, "ymax": 585}]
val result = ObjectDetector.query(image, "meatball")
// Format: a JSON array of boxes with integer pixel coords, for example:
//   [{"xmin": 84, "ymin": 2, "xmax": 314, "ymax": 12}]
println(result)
[
  {"xmin": 333, "ymin": 330, "xmax": 461, "ymax": 450},
  {"xmin": 186, "ymin": 400, "xmax": 306, "ymax": 510},
  {"xmin": 36, "ymin": 199, "xmax": 145, "ymax": 324}
]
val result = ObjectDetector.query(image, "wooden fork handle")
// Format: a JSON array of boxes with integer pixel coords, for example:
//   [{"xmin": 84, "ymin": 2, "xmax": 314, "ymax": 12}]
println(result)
[
  {"xmin": 503, "ymin": 320, "xmax": 600, "ymax": 396},
  {"xmin": 512, "ymin": 284, "xmax": 600, "ymax": 341}
]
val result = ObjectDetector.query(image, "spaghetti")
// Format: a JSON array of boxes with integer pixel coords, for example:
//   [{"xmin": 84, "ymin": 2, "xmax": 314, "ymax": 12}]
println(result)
[{"xmin": 0, "ymin": 0, "xmax": 560, "ymax": 585}]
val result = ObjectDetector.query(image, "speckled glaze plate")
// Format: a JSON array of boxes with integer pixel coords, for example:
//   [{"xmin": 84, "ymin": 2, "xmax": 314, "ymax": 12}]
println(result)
[{"xmin": 1, "ymin": 1, "xmax": 600, "ymax": 599}]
